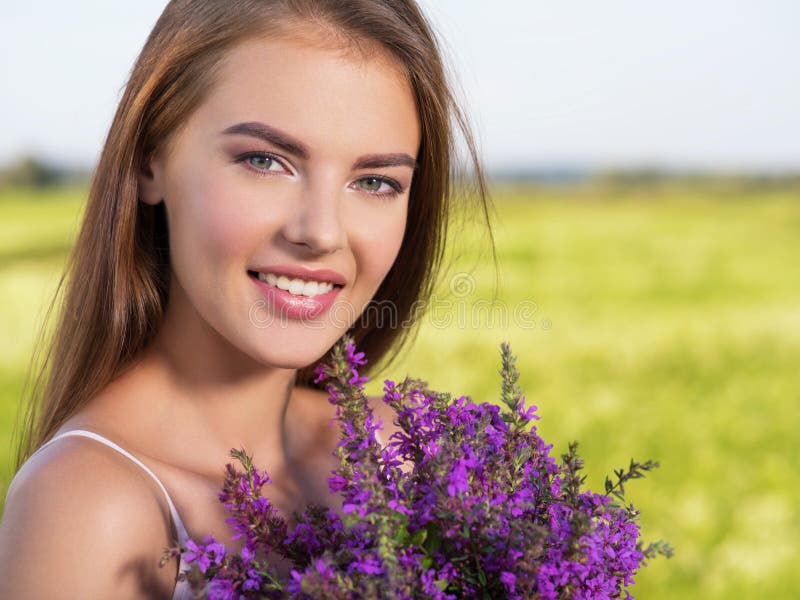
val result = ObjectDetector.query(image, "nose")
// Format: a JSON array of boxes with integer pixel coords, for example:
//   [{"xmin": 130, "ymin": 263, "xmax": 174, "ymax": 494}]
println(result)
[{"xmin": 280, "ymin": 179, "xmax": 347, "ymax": 255}]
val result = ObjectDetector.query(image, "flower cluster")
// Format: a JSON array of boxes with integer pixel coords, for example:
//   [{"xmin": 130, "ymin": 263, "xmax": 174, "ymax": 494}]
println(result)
[{"xmin": 160, "ymin": 335, "xmax": 672, "ymax": 599}]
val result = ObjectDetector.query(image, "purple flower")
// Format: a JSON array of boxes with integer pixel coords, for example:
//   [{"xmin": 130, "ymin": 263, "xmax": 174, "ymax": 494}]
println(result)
[
  {"xmin": 445, "ymin": 459, "xmax": 470, "ymax": 497},
  {"xmin": 500, "ymin": 570, "xmax": 517, "ymax": 593},
  {"xmin": 174, "ymin": 335, "xmax": 669, "ymax": 599}
]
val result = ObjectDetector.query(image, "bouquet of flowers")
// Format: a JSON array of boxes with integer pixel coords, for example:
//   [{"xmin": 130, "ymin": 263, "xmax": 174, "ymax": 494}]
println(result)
[{"xmin": 160, "ymin": 335, "xmax": 672, "ymax": 599}]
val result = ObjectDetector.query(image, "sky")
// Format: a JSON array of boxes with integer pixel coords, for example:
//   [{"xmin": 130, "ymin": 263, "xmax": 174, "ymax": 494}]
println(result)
[{"xmin": 1, "ymin": 1, "xmax": 798, "ymax": 172}]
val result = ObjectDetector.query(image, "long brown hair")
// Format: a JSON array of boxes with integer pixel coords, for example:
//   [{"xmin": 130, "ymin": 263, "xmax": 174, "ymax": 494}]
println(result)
[{"xmin": 11, "ymin": 0, "xmax": 496, "ymax": 473}]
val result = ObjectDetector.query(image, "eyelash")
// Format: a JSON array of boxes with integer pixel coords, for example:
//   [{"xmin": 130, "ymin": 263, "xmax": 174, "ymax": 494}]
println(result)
[{"xmin": 234, "ymin": 151, "xmax": 404, "ymax": 199}]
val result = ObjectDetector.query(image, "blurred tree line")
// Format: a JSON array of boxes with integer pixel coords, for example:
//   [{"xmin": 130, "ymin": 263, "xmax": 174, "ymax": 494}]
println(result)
[
  {"xmin": 593, "ymin": 167, "xmax": 800, "ymax": 194},
  {"xmin": 1, "ymin": 154, "xmax": 797, "ymax": 195},
  {"xmin": 0, "ymin": 155, "xmax": 90, "ymax": 190}
]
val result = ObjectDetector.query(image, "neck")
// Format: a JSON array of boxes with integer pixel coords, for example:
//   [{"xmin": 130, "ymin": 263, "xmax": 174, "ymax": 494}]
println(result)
[{"xmin": 140, "ymin": 284, "xmax": 304, "ymax": 474}]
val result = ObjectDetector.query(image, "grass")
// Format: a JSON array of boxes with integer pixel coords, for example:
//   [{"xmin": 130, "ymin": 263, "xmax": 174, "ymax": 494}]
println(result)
[{"xmin": 1, "ymin": 183, "xmax": 798, "ymax": 598}]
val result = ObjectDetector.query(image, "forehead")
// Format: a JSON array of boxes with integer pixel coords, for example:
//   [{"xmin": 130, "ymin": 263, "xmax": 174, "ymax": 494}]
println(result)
[{"xmin": 186, "ymin": 32, "xmax": 420, "ymax": 156}]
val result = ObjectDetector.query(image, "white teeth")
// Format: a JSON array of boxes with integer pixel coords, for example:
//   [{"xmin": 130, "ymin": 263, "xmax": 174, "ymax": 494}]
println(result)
[{"xmin": 256, "ymin": 272, "xmax": 336, "ymax": 297}]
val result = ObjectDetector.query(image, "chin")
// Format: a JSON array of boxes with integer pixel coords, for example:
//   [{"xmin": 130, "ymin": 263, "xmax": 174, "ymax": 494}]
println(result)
[{"xmin": 249, "ymin": 328, "xmax": 341, "ymax": 370}]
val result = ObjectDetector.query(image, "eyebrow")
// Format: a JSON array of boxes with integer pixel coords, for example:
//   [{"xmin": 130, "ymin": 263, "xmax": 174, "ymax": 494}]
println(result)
[{"xmin": 220, "ymin": 121, "xmax": 417, "ymax": 171}]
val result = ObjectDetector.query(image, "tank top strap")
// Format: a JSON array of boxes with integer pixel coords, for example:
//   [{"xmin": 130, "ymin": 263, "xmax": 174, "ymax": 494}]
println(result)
[
  {"xmin": 375, "ymin": 428, "xmax": 385, "ymax": 448},
  {"xmin": 29, "ymin": 429, "xmax": 190, "ymax": 544}
]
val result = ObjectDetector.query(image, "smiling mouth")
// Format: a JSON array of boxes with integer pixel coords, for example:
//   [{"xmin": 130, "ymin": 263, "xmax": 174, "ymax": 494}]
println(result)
[{"xmin": 247, "ymin": 270, "xmax": 343, "ymax": 298}]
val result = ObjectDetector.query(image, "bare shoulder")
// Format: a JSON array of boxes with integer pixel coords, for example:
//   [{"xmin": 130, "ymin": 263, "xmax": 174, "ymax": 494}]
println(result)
[
  {"xmin": 0, "ymin": 435, "xmax": 180, "ymax": 599},
  {"xmin": 366, "ymin": 393, "xmax": 400, "ymax": 440}
]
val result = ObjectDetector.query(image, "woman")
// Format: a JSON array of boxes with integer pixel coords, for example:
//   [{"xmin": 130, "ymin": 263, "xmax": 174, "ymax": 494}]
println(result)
[{"xmin": 0, "ymin": 0, "xmax": 494, "ymax": 597}]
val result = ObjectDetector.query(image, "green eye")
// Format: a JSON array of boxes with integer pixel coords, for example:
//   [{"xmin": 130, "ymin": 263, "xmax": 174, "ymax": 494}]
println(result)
[
  {"xmin": 351, "ymin": 175, "xmax": 403, "ymax": 199},
  {"xmin": 235, "ymin": 151, "xmax": 290, "ymax": 175},
  {"xmin": 359, "ymin": 177, "xmax": 384, "ymax": 192},
  {"xmin": 249, "ymin": 155, "xmax": 275, "ymax": 170}
]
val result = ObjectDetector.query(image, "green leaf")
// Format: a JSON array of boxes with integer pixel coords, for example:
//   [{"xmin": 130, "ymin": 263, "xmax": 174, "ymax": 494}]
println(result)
[
  {"xmin": 425, "ymin": 522, "xmax": 442, "ymax": 553},
  {"xmin": 514, "ymin": 446, "xmax": 533, "ymax": 469},
  {"xmin": 410, "ymin": 527, "xmax": 427, "ymax": 547}
]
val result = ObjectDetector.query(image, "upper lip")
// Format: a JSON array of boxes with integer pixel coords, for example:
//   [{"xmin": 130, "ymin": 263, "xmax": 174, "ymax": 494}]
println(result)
[{"xmin": 249, "ymin": 264, "xmax": 346, "ymax": 286}]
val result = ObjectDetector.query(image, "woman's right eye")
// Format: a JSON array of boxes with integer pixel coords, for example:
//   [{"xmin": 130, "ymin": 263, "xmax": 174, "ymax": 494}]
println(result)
[{"xmin": 236, "ymin": 152, "xmax": 291, "ymax": 176}]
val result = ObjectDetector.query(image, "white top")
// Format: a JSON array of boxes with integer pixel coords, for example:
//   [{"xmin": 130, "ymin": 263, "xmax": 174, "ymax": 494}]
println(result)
[
  {"xmin": 11, "ymin": 427, "xmax": 390, "ymax": 599},
  {"xmin": 14, "ymin": 429, "xmax": 194, "ymax": 599}
]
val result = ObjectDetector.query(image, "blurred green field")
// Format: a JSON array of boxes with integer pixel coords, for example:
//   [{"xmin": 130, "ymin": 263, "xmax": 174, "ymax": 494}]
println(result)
[{"xmin": 1, "ymin": 184, "xmax": 798, "ymax": 599}]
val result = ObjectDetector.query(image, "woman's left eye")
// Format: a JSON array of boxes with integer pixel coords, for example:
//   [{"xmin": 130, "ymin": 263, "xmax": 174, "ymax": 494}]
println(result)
[{"xmin": 353, "ymin": 176, "xmax": 402, "ymax": 197}]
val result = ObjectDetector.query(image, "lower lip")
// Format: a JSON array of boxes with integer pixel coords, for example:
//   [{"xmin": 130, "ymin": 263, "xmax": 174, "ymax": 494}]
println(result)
[{"xmin": 249, "ymin": 272, "xmax": 341, "ymax": 320}]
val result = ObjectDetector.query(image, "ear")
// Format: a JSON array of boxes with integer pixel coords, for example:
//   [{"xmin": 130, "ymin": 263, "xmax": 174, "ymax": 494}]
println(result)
[{"xmin": 137, "ymin": 152, "xmax": 165, "ymax": 206}]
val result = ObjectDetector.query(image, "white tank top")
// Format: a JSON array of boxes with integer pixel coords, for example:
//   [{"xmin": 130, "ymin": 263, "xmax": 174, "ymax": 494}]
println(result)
[
  {"xmin": 12, "ymin": 427, "xmax": 389, "ymax": 598},
  {"xmin": 14, "ymin": 429, "xmax": 194, "ymax": 599}
]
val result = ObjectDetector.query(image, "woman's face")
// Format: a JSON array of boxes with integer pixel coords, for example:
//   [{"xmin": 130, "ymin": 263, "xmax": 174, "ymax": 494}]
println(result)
[{"xmin": 139, "ymin": 32, "xmax": 420, "ymax": 369}]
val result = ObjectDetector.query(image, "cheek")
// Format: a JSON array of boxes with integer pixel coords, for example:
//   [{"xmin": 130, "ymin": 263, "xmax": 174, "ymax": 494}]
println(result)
[
  {"xmin": 169, "ymin": 172, "xmax": 260, "ymax": 276},
  {"xmin": 349, "ymin": 203, "xmax": 408, "ymax": 288}
]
